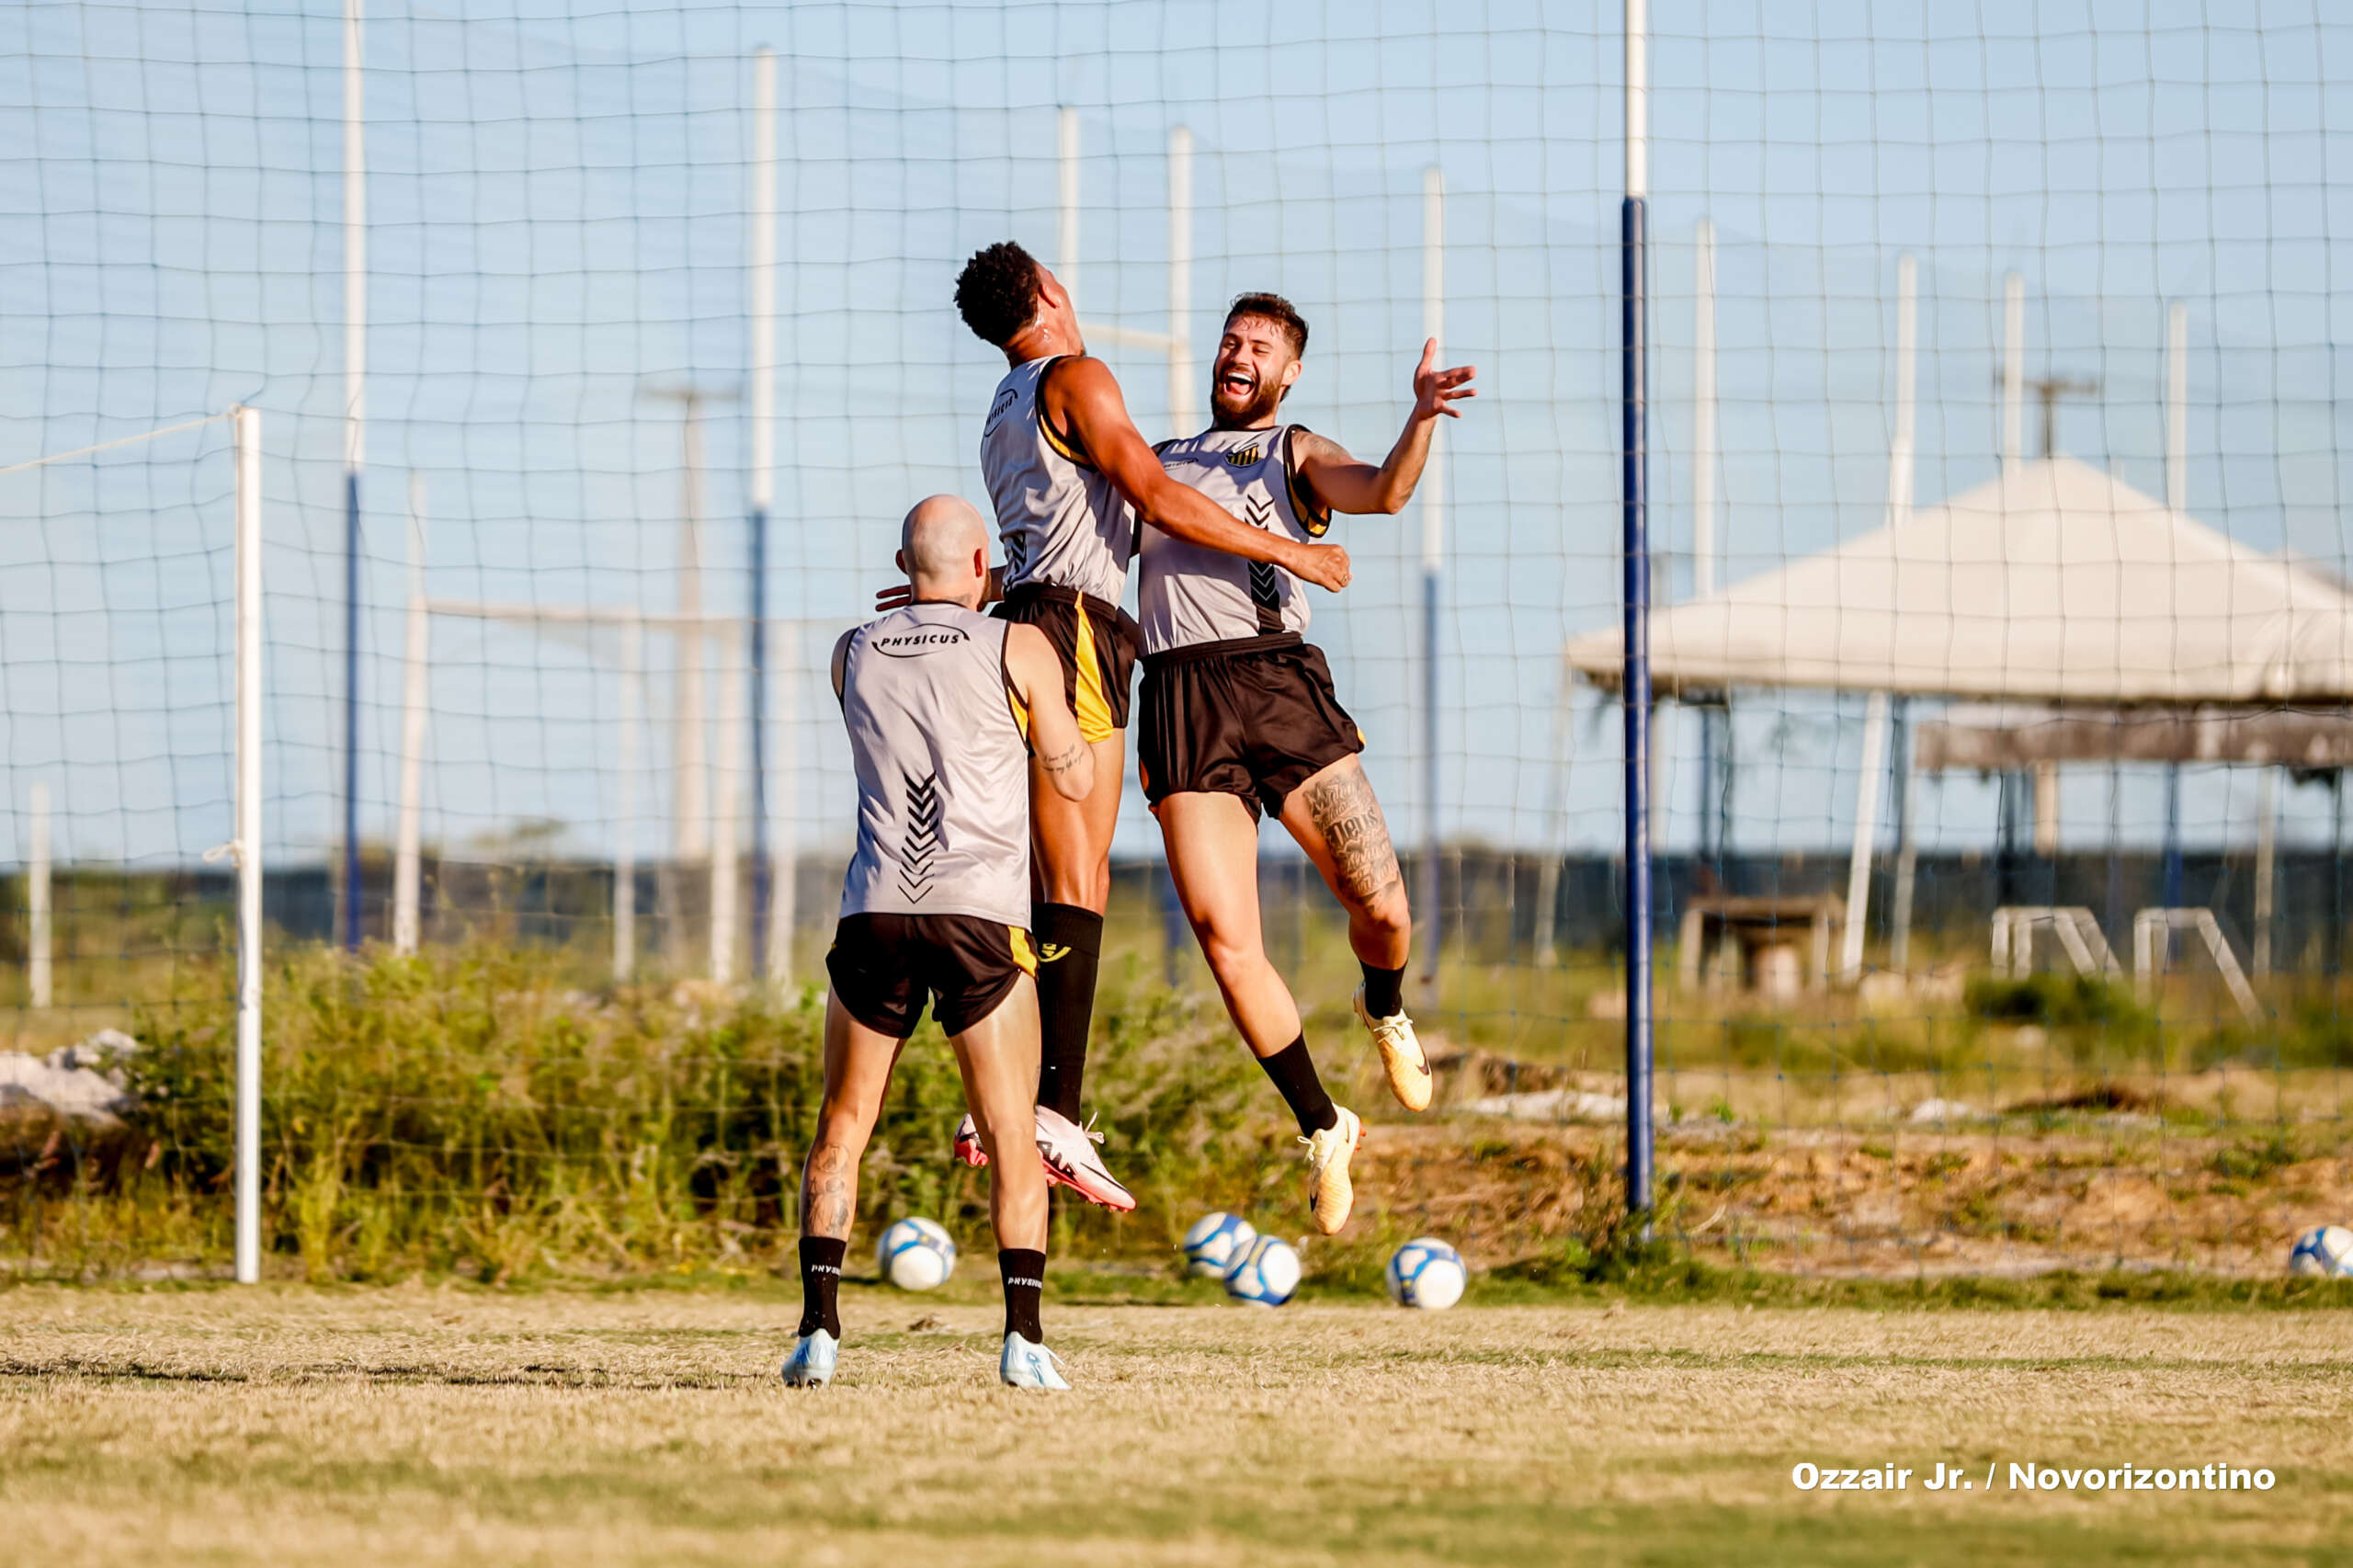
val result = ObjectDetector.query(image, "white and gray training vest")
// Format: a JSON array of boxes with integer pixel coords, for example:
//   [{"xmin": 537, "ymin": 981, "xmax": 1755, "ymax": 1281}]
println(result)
[
  {"xmin": 979, "ymin": 355, "xmax": 1136, "ymax": 605},
  {"xmin": 835, "ymin": 601, "xmax": 1031, "ymax": 927},
  {"xmin": 1140, "ymin": 424, "xmax": 1333, "ymax": 654}
]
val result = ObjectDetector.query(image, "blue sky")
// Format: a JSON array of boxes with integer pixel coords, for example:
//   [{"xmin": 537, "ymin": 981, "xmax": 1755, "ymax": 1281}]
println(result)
[{"xmin": 2, "ymin": 0, "xmax": 2349, "ymax": 875}]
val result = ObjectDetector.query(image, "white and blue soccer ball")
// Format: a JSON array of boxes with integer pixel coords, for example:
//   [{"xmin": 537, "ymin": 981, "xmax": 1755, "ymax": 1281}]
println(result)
[
  {"xmin": 876, "ymin": 1217, "xmax": 957, "ymax": 1291},
  {"xmin": 2290, "ymin": 1224, "xmax": 2353, "ymax": 1278},
  {"xmin": 1222, "ymin": 1234, "xmax": 1302, "ymax": 1307},
  {"xmin": 1385, "ymin": 1236, "xmax": 1468, "ymax": 1311},
  {"xmin": 1181, "ymin": 1211, "xmax": 1259, "ymax": 1279}
]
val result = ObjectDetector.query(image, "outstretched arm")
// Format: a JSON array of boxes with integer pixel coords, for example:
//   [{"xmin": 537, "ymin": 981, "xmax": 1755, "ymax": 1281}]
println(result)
[
  {"xmin": 1005, "ymin": 623, "xmax": 1095, "ymax": 801},
  {"xmin": 1293, "ymin": 338, "xmax": 1477, "ymax": 516},
  {"xmin": 1049, "ymin": 356, "xmax": 1353, "ymax": 594}
]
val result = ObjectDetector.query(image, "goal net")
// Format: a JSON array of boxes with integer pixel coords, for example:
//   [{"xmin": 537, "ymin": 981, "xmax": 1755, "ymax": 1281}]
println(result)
[{"xmin": 6, "ymin": 3, "xmax": 2349, "ymax": 1281}]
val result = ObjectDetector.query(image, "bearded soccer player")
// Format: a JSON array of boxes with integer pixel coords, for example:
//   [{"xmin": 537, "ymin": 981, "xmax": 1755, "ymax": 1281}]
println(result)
[
  {"xmin": 1140, "ymin": 293, "xmax": 1474, "ymax": 1233},
  {"xmin": 785, "ymin": 495, "xmax": 1091, "ymax": 1392},
  {"xmin": 915, "ymin": 242, "xmax": 1353, "ymax": 1211}
]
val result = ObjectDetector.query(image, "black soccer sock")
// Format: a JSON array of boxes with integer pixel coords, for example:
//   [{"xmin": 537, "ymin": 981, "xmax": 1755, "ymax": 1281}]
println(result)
[
  {"xmin": 1031, "ymin": 902, "xmax": 1104, "ymax": 1123},
  {"xmin": 1257, "ymin": 1035, "xmax": 1338, "ymax": 1136},
  {"xmin": 999, "ymin": 1247, "xmax": 1047, "ymax": 1343},
  {"xmin": 1361, "ymin": 960, "xmax": 1408, "ymax": 1020},
  {"xmin": 797, "ymin": 1235, "xmax": 847, "ymax": 1339}
]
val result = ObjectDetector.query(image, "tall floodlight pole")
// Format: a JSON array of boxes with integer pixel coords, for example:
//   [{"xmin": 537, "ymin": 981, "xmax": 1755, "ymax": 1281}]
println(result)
[
  {"xmin": 1620, "ymin": 0, "xmax": 1654, "ymax": 1219},
  {"xmin": 747, "ymin": 47, "xmax": 777, "ymax": 980},
  {"xmin": 233, "ymin": 405, "xmax": 265, "ymax": 1285},
  {"xmin": 392, "ymin": 474, "xmax": 428, "ymax": 954},
  {"xmin": 341, "ymin": 0, "xmax": 366, "ymax": 949},
  {"xmin": 1882, "ymin": 253, "xmax": 1919, "ymax": 965},
  {"xmin": 1420, "ymin": 166, "xmax": 1445, "ymax": 998},
  {"xmin": 1691, "ymin": 220, "xmax": 1718, "ymax": 867}
]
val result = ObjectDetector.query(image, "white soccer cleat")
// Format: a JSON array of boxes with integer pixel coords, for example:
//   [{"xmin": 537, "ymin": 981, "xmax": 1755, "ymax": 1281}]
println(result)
[
  {"xmin": 782, "ymin": 1328, "xmax": 838, "ymax": 1388},
  {"xmin": 1034, "ymin": 1106, "xmax": 1137, "ymax": 1212},
  {"xmin": 999, "ymin": 1332, "xmax": 1071, "ymax": 1391},
  {"xmin": 1355, "ymin": 986, "xmax": 1433, "ymax": 1112},
  {"xmin": 953, "ymin": 1112, "xmax": 989, "ymax": 1169},
  {"xmin": 1301, "ymin": 1104, "xmax": 1363, "ymax": 1235}
]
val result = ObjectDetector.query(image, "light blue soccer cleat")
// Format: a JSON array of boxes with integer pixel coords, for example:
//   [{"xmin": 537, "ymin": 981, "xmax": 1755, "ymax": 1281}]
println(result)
[
  {"xmin": 999, "ymin": 1332, "xmax": 1071, "ymax": 1391},
  {"xmin": 782, "ymin": 1329, "xmax": 838, "ymax": 1387}
]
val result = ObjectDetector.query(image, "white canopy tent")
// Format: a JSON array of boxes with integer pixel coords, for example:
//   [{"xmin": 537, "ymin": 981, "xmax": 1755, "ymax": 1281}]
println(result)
[
  {"xmin": 1564, "ymin": 455, "xmax": 2353, "ymax": 706},
  {"xmin": 1556, "ymin": 454, "xmax": 2353, "ymax": 978}
]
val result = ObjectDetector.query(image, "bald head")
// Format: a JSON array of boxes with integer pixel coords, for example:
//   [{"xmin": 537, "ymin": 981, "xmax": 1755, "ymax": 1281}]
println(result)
[{"xmin": 898, "ymin": 494, "xmax": 992, "ymax": 607}]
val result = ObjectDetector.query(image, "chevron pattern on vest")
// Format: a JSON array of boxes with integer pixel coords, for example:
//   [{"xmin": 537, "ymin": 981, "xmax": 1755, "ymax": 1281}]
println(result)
[
  {"xmin": 898, "ymin": 770, "xmax": 943, "ymax": 901},
  {"xmin": 1243, "ymin": 496, "xmax": 1285, "ymax": 633}
]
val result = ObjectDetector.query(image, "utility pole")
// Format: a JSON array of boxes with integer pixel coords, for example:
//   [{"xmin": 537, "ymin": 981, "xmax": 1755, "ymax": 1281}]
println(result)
[{"xmin": 641, "ymin": 382, "xmax": 736, "ymax": 970}]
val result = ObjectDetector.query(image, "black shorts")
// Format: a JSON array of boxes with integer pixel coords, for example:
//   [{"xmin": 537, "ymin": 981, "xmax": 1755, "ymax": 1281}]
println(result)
[
  {"xmin": 994, "ymin": 583, "xmax": 1140, "ymax": 744},
  {"xmin": 1137, "ymin": 632, "xmax": 1366, "ymax": 820},
  {"xmin": 825, "ymin": 913, "xmax": 1038, "ymax": 1038}
]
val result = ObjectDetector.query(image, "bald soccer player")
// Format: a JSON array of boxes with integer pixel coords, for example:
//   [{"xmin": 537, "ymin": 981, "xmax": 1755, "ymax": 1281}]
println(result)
[{"xmin": 785, "ymin": 495, "xmax": 1092, "ymax": 1392}]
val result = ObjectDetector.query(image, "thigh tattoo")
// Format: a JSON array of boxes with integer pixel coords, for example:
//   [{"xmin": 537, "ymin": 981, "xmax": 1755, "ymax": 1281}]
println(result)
[{"xmin": 1304, "ymin": 767, "xmax": 1402, "ymax": 905}]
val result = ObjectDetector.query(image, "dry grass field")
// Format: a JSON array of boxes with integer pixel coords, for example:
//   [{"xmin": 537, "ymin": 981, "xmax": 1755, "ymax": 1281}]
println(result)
[{"xmin": 2, "ymin": 1281, "xmax": 2349, "ymax": 1566}]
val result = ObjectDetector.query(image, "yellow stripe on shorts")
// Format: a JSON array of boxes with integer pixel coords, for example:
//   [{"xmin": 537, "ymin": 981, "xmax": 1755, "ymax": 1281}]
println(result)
[
  {"xmin": 1072, "ymin": 599, "xmax": 1117, "ymax": 744},
  {"xmin": 1008, "ymin": 926, "xmax": 1039, "ymax": 975}
]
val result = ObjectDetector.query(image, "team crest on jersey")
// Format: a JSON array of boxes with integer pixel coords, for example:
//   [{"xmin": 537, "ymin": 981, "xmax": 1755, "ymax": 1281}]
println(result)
[{"xmin": 1225, "ymin": 442, "xmax": 1263, "ymax": 468}]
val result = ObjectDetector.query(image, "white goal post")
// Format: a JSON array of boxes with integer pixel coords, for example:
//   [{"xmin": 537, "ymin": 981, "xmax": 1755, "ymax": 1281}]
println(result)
[{"xmin": 6, "ymin": 406, "xmax": 266, "ymax": 1282}]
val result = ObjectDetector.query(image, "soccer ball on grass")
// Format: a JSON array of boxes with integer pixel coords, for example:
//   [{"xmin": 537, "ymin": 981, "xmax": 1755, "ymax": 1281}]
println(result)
[
  {"xmin": 2289, "ymin": 1224, "xmax": 2353, "ymax": 1278},
  {"xmin": 1223, "ymin": 1234, "xmax": 1301, "ymax": 1307},
  {"xmin": 877, "ymin": 1217, "xmax": 957, "ymax": 1290},
  {"xmin": 1385, "ymin": 1236, "xmax": 1467, "ymax": 1310},
  {"xmin": 1181, "ymin": 1211, "xmax": 1258, "ymax": 1279}
]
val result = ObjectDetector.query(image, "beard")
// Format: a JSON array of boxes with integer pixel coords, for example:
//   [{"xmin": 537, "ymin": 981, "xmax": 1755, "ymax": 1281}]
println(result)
[{"xmin": 1210, "ymin": 376, "xmax": 1284, "ymax": 429}]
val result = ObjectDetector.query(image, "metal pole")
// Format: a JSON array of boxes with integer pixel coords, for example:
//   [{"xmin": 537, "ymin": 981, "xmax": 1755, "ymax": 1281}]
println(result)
[
  {"xmin": 710, "ymin": 624, "xmax": 744, "ymax": 983},
  {"xmin": 748, "ymin": 47, "xmax": 776, "ymax": 978},
  {"xmin": 233, "ymin": 404, "xmax": 265, "ymax": 1286},
  {"xmin": 2001, "ymin": 271, "xmax": 2024, "ymax": 476},
  {"xmin": 27, "ymin": 781, "xmax": 50, "ymax": 1009},
  {"xmin": 1167, "ymin": 126, "xmax": 1195, "ymax": 436},
  {"xmin": 1692, "ymin": 219, "xmax": 1718, "ymax": 868},
  {"xmin": 1620, "ymin": 0, "xmax": 1654, "ymax": 1218},
  {"xmin": 2166, "ymin": 301, "xmax": 2188, "ymax": 513},
  {"xmin": 1841, "ymin": 691, "xmax": 1890, "ymax": 980},
  {"xmin": 1421, "ymin": 165, "xmax": 1445, "ymax": 998},
  {"xmin": 616, "ymin": 622, "xmax": 641, "ymax": 983},
  {"xmin": 392, "ymin": 473, "xmax": 427, "ymax": 955},
  {"xmin": 2255, "ymin": 767, "xmax": 2277, "ymax": 977},
  {"xmin": 1890, "ymin": 699, "xmax": 1918, "ymax": 971},
  {"xmin": 674, "ymin": 396, "xmax": 710, "ymax": 867},
  {"xmin": 2164, "ymin": 762, "xmax": 2184, "ymax": 910},
  {"xmin": 341, "ymin": 0, "xmax": 366, "ymax": 950}
]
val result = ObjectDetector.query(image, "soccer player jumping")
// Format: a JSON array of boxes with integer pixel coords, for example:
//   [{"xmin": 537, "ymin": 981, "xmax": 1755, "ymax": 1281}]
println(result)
[
  {"xmin": 787, "ymin": 495, "xmax": 1093, "ymax": 1392},
  {"xmin": 1141, "ymin": 293, "xmax": 1474, "ymax": 1233},
  {"xmin": 913, "ymin": 243, "xmax": 1353, "ymax": 1210}
]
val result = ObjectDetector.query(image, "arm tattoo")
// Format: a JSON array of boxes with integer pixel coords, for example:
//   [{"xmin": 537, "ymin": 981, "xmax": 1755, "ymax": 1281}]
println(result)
[
  {"xmin": 1041, "ymin": 738, "xmax": 1086, "ymax": 778},
  {"xmin": 802, "ymin": 1142, "xmax": 857, "ymax": 1237},
  {"xmin": 1304, "ymin": 767, "xmax": 1402, "ymax": 905}
]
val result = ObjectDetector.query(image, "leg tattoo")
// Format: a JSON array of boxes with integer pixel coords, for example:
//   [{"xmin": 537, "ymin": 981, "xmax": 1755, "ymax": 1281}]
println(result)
[
  {"xmin": 1304, "ymin": 767, "xmax": 1403, "ymax": 907},
  {"xmin": 803, "ymin": 1142, "xmax": 856, "ymax": 1236}
]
